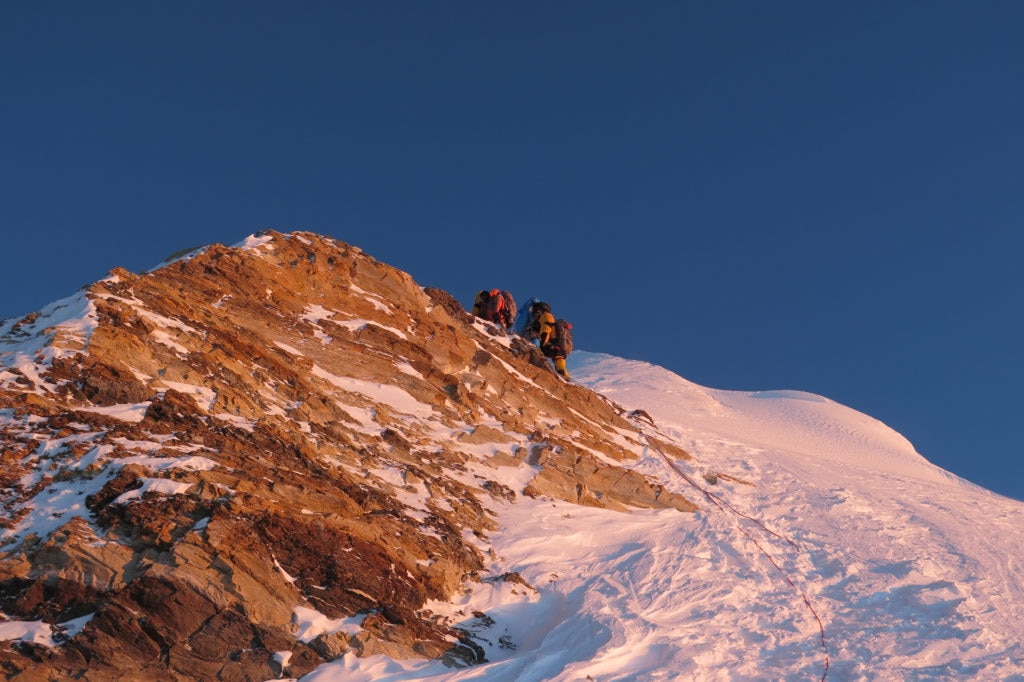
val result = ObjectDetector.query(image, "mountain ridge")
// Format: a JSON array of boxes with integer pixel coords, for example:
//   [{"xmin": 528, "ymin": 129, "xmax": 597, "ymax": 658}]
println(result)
[
  {"xmin": 1, "ymin": 230, "xmax": 695, "ymax": 680},
  {"xmin": 2, "ymin": 230, "xmax": 1023, "ymax": 680}
]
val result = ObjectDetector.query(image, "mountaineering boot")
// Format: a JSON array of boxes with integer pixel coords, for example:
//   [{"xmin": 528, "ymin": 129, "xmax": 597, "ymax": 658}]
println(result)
[{"xmin": 554, "ymin": 357, "xmax": 570, "ymax": 379}]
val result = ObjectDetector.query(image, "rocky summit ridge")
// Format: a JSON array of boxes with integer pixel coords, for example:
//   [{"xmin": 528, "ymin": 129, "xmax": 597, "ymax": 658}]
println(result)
[{"xmin": 0, "ymin": 230, "xmax": 695, "ymax": 680}]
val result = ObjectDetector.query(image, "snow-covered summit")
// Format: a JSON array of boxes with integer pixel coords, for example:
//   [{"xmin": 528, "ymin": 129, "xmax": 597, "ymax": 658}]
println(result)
[{"xmin": 572, "ymin": 351, "xmax": 950, "ymax": 483}]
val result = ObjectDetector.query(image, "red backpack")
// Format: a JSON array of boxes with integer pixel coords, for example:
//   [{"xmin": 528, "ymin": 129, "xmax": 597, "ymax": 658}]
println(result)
[
  {"xmin": 485, "ymin": 290, "xmax": 517, "ymax": 330},
  {"xmin": 552, "ymin": 319, "xmax": 574, "ymax": 355}
]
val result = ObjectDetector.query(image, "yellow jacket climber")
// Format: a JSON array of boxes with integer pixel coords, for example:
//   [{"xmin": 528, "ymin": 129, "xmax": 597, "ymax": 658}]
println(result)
[
  {"xmin": 536, "ymin": 309, "xmax": 556, "ymax": 346},
  {"xmin": 527, "ymin": 301, "xmax": 569, "ymax": 379}
]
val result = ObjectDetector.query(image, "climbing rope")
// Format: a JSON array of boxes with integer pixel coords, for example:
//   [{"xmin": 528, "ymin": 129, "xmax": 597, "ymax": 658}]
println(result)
[{"xmin": 634, "ymin": 418, "xmax": 830, "ymax": 681}]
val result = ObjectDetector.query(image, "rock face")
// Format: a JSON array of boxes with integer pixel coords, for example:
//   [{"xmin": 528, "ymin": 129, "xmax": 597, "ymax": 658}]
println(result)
[{"xmin": 0, "ymin": 231, "xmax": 694, "ymax": 679}]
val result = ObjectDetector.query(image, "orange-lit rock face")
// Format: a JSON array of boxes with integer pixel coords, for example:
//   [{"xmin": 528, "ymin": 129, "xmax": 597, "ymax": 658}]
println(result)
[{"xmin": 0, "ymin": 230, "xmax": 691, "ymax": 679}]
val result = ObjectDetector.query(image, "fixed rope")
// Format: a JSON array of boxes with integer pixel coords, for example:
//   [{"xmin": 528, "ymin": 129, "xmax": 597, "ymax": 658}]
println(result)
[{"xmin": 635, "ymin": 421, "xmax": 830, "ymax": 681}]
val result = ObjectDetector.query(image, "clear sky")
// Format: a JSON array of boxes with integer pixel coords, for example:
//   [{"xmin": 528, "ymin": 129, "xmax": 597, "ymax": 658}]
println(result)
[{"xmin": 3, "ymin": 3, "xmax": 1022, "ymax": 500}]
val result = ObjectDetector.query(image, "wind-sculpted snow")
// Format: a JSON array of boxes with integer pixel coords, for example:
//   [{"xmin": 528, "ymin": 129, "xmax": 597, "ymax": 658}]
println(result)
[{"xmin": 565, "ymin": 352, "xmax": 1024, "ymax": 679}]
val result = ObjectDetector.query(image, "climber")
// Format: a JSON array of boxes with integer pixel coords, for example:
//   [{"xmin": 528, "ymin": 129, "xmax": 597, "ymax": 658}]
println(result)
[
  {"xmin": 471, "ymin": 290, "xmax": 490, "ymax": 319},
  {"xmin": 519, "ymin": 299, "xmax": 552, "ymax": 347},
  {"xmin": 515, "ymin": 296, "xmax": 541, "ymax": 342},
  {"xmin": 542, "ymin": 317, "xmax": 573, "ymax": 379},
  {"xmin": 523, "ymin": 301, "xmax": 572, "ymax": 379},
  {"xmin": 471, "ymin": 289, "xmax": 517, "ymax": 330}
]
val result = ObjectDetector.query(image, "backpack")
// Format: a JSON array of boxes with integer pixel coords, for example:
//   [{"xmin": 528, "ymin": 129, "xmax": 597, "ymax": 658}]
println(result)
[
  {"xmin": 553, "ymin": 319, "xmax": 573, "ymax": 356},
  {"xmin": 485, "ymin": 289, "xmax": 517, "ymax": 329}
]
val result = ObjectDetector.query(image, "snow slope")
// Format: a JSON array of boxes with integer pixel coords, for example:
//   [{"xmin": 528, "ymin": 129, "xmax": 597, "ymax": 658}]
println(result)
[{"xmin": 297, "ymin": 352, "xmax": 1024, "ymax": 681}]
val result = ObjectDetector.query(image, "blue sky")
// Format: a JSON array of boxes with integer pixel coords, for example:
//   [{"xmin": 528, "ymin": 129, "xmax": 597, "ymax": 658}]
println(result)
[{"xmin": 3, "ymin": 3, "xmax": 1022, "ymax": 500}]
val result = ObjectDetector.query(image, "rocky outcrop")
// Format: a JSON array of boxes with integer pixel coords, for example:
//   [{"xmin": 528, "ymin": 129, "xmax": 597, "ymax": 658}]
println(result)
[{"xmin": 0, "ymin": 231, "xmax": 694, "ymax": 679}]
